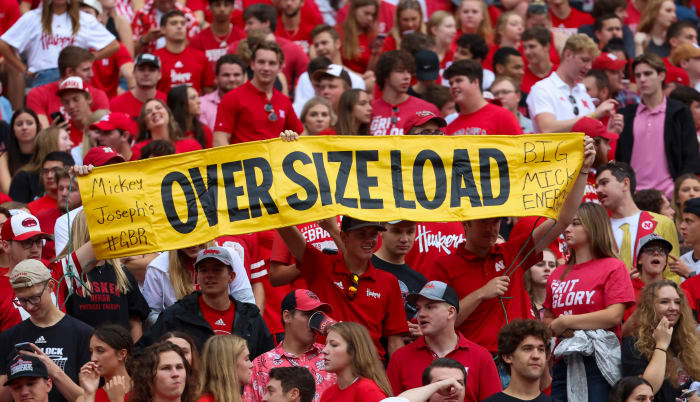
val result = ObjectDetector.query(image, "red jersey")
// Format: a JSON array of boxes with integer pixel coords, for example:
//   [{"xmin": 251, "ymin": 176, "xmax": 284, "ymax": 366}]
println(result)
[
  {"xmin": 520, "ymin": 64, "xmax": 557, "ymax": 94},
  {"xmin": 198, "ymin": 295, "xmax": 235, "ymax": 334},
  {"xmin": 298, "ymin": 244, "xmax": 409, "ymax": 359},
  {"xmin": 369, "ymin": 96, "xmax": 440, "ymax": 136},
  {"xmin": 319, "ymin": 378, "xmax": 387, "ymax": 402},
  {"xmin": 446, "ymin": 103, "xmax": 523, "ymax": 136},
  {"xmin": 550, "ymin": 8, "xmax": 594, "ymax": 36},
  {"xmin": 216, "ymin": 234, "xmax": 266, "ymax": 284},
  {"xmin": 91, "ymin": 42, "xmax": 133, "ymax": 99},
  {"xmin": 340, "ymin": 32, "xmax": 372, "ymax": 74},
  {"xmin": 27, "ymin": 195, "xmax": 57, "ymax": 215},
  {"xmin": 404, "ymin": 222, "xmax": 466, "ymax": 278},
  {"xmin": 387, "ymin": 333, "xmax": 502, "ymax": 402},
  {"xmin": 0, "ymin": 0, "xmax": 20, "ymax": 36},
  {"xmin": 274, "ymin": 10, "xmax": 322, "ymax": 55},
  {"xmin": 430, "ymin": 235, "xmax": 542, "ymax": 352},
  {"xmin": 189, "ymin": 26, "xmax": 245, "ymax": 75},
  {"xmin": 109, "ymin": 90, "xmax": 168, "ymax": 122},
  {"xmin": 154, "ymin": 47, "xmax": 214, "ymax": 94},
  {"xmin": 681, "ymin": 274, "xmax": 700, "ymax": 314},
  {"xmin": 130, "ymin": 138, "xmax": 202, "ymax": 160},
  {"xmin": 26, "ymin": 81, "xmax": 109, "ymax": 122},
  {"xmin": 544, "ymin": 258, "xmax": 635, "ymax": 338},
  {"xmin": 214, "ymin": 81, "xmax": 303, "ymax": 144},
  {"xmin": 0, "ymin": 276, "xmax": 21, "ymax": 332}
]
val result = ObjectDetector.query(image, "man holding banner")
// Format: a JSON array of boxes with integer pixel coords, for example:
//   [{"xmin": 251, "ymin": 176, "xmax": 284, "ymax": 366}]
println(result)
[{"xmin": 428, "ymin": 136, "xmax": 596, "ymax": 354}]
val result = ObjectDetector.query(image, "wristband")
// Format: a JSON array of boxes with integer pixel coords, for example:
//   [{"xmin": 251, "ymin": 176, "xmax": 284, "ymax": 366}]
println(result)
[
  {"xmin": 580, "ymin": 169, "xmax": 590, "ymax": 175},
  {"xmin": 655, "ymin": 347, "xmax": 666, "ymax": 353}
]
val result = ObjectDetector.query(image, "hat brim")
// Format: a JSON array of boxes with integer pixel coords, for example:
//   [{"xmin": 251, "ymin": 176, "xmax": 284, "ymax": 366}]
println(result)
[
  {"xmin": 639, "ymin": 239, "xmax": 674, "ymax": 256},
  {"xmin": 296, "ymin": 302, "xmax": 333, "ymax": 314},
  {"xmin": 406, "ymin": 292, "xmax": 447, "ymax": 306},
  {"xmin": 13, "ymin": 232, "xmax": 52, "ymax": 242},
  {"xmin": 4, "ymin": 372, "xmax": 49, "ymax": 386},
  {"xmin": 342, "ymin": 222, "xmax": 387, "ymax": 232},
  {"xmin": 194, "ymin": 255, "xmax": 232, "ymax": 269},
  {"xmin": 56, "ymin": 87, "xmax": 88, "ymax": 97}
]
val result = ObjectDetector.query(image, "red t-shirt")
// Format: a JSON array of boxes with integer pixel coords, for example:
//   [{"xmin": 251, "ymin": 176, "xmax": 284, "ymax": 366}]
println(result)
[
  {"xmin": 26, "ymin": 81, "xmax": 110, "ymax": 122},
  {"xmin": 154, "ymin": 47, "xmax": 214, "ymax": 94},
  {"xmin": 298, "ymin": 244, "xmax": 408, "ymax": 359},
  {"xmin": 109, "ymin": 90, "xmax": 168, "ymax": 122},
  {"xmin": 550, "ymin": 8, "xmax": 594, "ymax": 36},
  {"xmin": 387, "ymin": 333, "xmax": 502, "ymax": 402},
  {"xmin": 543, "ymin": 257, "xmax": 636, "ymax": 338},
  {"xmin": 214, "ymin": 81, "xmax": 303, "ymax": 144},
  {"xmin": 0, "ymin": 276, "xmax": 22, "ymax": 332},
  {"xmin": 520, "ymin": 64, "xmax": 557, "ymax": 94},
  {"xmin": 130, "ymin": 138, "xmax": 202, "ymax": 160},
  {"xmin": 382, "ymin": 34, "xmax": 398, "ymax": 52},
  {"xmin": 189, "ymin": 26, "xmax": 245, "ymax": 75},
  {"xmin": 274, "ymin": 10, "xmax": 322, "ymax": 55},
  {"xmin": 35, "ymin": 207, "xmax": 61, "ymax": 260},
  {"xmin": 216, "ymin": 233, "xmax": 265, "ymax": 284},
  {"xmin": 403, "ymin": 222, "xmax": 465, "ymax": 278},
  {"xmin": 623, "ymin": 277, "xmax": 645, "ymax": 321},
  {"xmin": 27, "ymin": 195, "xmax": 57, "ymax": 215},
  {"xmin": 340, "ymin": 32, "xmax": 372, "ymax": 74},
  {"xmin": 0, "ymin": 0, "xmax": 20, "ymax": 36},
  {"xmin": 185, "ymin": 125, "xmax": 213, "ymax": 149},
  {"xmin": 198, "ymin": 296, "xmax": 235, "ymax": 334},
  {"xmin": 226, "ymin": 37, "xmax": 308, "ymax": 92},
  {"xmin": 91, "ymin": 42, "xmax": 133, "ymax": 99},
  {"xmin": 336, "ymin": 1, "xmax": 395, "ymax": 34},
  {"xmin": 509, "ymin": 216, "xmax": 566, "ymax": 261},
  {"xmin": 446, "ymin": 103, "xmax": 523, "ymax": 136},
  {"xmin": 94, "ymin": 388, "xmax": 130, "ymax": 402},
  {"xmin": 625, "ymin": 2, "xmax": 642, "ymax": 32},
  {"xmin": 319, "ymin": 378, "xmax": 387, "ymax": 402},
  {"xmin": 682, "ymin": 275, "xmax": 700, "ymax": 314},
  {"xmin": 430, "ymin": 235, "xmax": 541, "ymax": 352},
  {"xmin": 369, "ymin": 96, "xmax": 440, "ymax": 136}
]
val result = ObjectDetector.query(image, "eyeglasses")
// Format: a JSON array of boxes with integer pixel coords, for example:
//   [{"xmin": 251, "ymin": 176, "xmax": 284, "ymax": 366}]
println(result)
[
  {"xmin": 391, "ymin": 107, "xmax": 399, "ymax": 125},
  {"xmin": 346, "ymin": 274, "xmax": 359, "ymax": 300},
  {"xmin": 492, "ymin": 89, "xmax": 515, "ymax": 97},
  {"xmin": 11, "ymin": 238, "xmax": 44, "ymax": 249},
  {"xmin": 40, "ymin": 167, "xmax": 64, "ymax": 176},
  {"xmin": 641, "ymin": 246, "xmax": 668, "ymax": 255},
  {"xmin": 568, "ymin": 95, "xmax": 579, "ymax": 116},
  {"xmin": 13, "ymin": 281, "xmax": 49, "ymax": 307},
  {"xmin": 265, "ymin": 103, "xmax": 278, "ymax": 122},
  {"xmin": 413, "ymin": 129, "xmax": 444, "ymax": 135}
]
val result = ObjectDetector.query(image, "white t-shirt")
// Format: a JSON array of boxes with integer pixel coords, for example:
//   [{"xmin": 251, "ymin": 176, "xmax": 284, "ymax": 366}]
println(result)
[
  {"xmin": 610, "ymin": 213, "xmax": 641, "ymax": 265},
  {"xmin": 527, "ymin": 71, "xmax": 596, "ymax": 132},
  {"xmin": 680, "ymin": 250, "xmax": 700, "ymax": 278},
  {"xmin": 292, "ymin": 68, "xmax": 366, "ymax": 117},
  {"xmin": 1, "ymin": 9, "xmax": 116, "ymax": 72}
]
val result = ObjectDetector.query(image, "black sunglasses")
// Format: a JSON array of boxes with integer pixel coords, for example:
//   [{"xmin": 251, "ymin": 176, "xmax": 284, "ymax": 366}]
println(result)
[
  {"xmin": 568, "ymin": 95, "xmax": 579, "ymax": 116},
  {"xmin": 264, "ymin": 103, "xmax": 278, "ymax": 122},
  {"xmin": 391, "ymin": 106, "xmax": 399, "ymax": 124}
]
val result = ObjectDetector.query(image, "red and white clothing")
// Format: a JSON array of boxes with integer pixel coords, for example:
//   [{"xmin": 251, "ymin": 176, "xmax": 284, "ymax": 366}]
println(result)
[
  {"xmin": 370, "ymin": 96, "xmax": 440, "ymax": 136},
  {"xmin": 319, "ymin": 378, "xmax": 387, "ymax": 402},
  {"xmin": 274, "ymin": 10, "xmax": 322, "ymax": 54},
  {"xmin": 26, "ymin": 81, "xmax": 110, "ymax": 125},
  {"xmin": 189, "ymin": 26, "xmax": 245, "ymax": 74},
  {"xmin": 110, "ymin": 90, "xmax": 168, "ymax": 122},
  {"xmin": 543, "ymin": 257, "xmax": 635, "ymax": 338},
  {"xmin": 527, "ymin": 72, "xmax": 596, "ymax": 132},
  {"xmin": 216, "ymin": 234, "xmax": 266, "ymax": 285},
  {"xmin": 0, "ymin": 9, "xmax": 115, "ymax": 73},
  {"xmin": 199, "ymin": 295, "xmax": 235, "ymax": 334},
  {"xmin": 446, "ymin": 103, "xmax": 523, "ymax": 136},
  {"xmin": 520, "ymin": 64, "xmax": 557, "ymax": 94},
  {"xmin": 549, "ymin": 9, "xmax": 594, "ymax": 37},
  {"xmin": 243, "ymin": 342, "xmax": 336, "ymax": 402},
  {"xmin": 430, "ymin": 235, "xmax": 541, "ymax": 353},
  {"xmin": 387, "ymin": 333, "xmax": 501, "ymax": 402},
  {"xmin": 404, "ymin": 222, "xmax": 465, "ymax": 278},
  {"xmin": 154, "ymin": 47, "xmax": 214, "ymax": 94},
  {"xmin": 215, "ymin": 81, "xmax": 303, "ymax": 144},
  {"xmin": 131, "ymin": 0, "xmax": 200, "ymax": 52},
  {"xmin": 297, "ymin": 244, "xmax": 409, "ymax": 359},
  {"xmin": 130, "ymin": 138, "xmax": 202, "ymax": 160},
  {"xmin": 91, "ymin": 42, "xmax": 133, "ymax": 99}
]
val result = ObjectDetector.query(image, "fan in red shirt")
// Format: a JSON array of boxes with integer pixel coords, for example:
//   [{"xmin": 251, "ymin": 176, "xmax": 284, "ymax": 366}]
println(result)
[
  {"xmin": 90, "ymin": 42, "xmax": 134, "ymax": 100},
  {"xmin": 273, "ymin": 0, "xmax": 322, "ymax": 54},
  {"xmin": 56, "ymin": 77, "xmax": 96, "ymax": 146},
  {"xmin": 110, "ymin": 53, "xmax": 168, "ymax": 123},
  {"xmin": 337, "ymin": 0, "xmax": 389, "ymax": 74},
  {"xmin": 189, "ymin": 0, "xmax": 245, "ymax": 75},
  {"xmin": 444, "ymin": 59, "xmax": 522, "ymax": 136},
  {"xmin": 429, "ymin": 137, "xmax": 596, "ymax": 353},
  {"xmin": 548, "ymin": 0, "xmax": 594, "ymax": 37},
  {"xmin": 520, "ymin": 26, "xmax": 558, "ymax": 94},
  {"xmin": 153, "ymin": 10, "xmax": 214, "ymax": 94},
  {"xmin": 214, "ymin": 40, "xmax": 302, "ymax": 146},
  {"xmin": 130, "ymin": 98, "xmax": 202, "ymax": 160}
]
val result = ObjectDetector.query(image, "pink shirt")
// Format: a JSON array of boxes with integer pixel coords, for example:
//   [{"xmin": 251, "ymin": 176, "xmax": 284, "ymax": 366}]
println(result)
[
  {"xmin": 631, "ymin": 97, "xmax": 674, "ymax": 198},
  {"xmin": 199, "ymin": 90, "xmax": 221, "ymax": 132},
  {"xmin": 243, "ymin": 342, "xmax": 336, "ymax": 402}
]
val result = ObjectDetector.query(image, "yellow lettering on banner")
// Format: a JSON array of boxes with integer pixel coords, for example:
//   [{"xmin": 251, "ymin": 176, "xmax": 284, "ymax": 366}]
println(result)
[{"xmin": 78, "ymin": 134, "xmax": 585, "ymax": 259}]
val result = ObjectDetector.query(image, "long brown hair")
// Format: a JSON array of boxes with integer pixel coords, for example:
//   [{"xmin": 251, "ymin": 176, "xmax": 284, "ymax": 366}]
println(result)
[
  {"xmin": 21, "ymin": 126, "xmax": 65, "ymax": 174},
  {"xmin": 42, "ymin": 0, "xmax": 80, "ymax": 36},
  {"xmin": 129, "ymin": 342, "xmax": 195, "ymax": 402},
  {"xmin": 335, "ymin": 89, "xmax": 370, "ymax": 135},
  {"xmin": 634, "ymin": 280, "xmax": 700, "ymax": 387},
  {"xmin": 197, "ymin": 335, "xmax": 247, "ymax": 402},
  {"xmin": 561, "ymin": 203, "xmax": 619, "ymax": 279},
  {"xmin": 637, "ymin": 0, "xmax": 672, "ymax": 33},
  {"xmin": 341, "ymin": 0, "xmax": 379, "ymax": 61},
  {"xmin": 328, "ymin": 322, "xmax": 393, "ymax": 397},
  {"xmin": 136, "ymin": 98, "xmax": 183, "ymax": 143}
]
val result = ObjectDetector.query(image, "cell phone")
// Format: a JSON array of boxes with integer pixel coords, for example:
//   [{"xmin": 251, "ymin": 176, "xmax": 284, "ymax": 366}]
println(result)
[
  {"xmin": 14, "ymin": 342, "xmax": 33, "ymax": 352},
  {"xmin": 50, "ymin": 111, "xmax": 65, "ymax": 125},
  {"xmin": 681, "ymin": 389, "xmax": 696, "ymax": 402},
  {"xmin": 376, "ymin": 33, "xmax": 387, "ymax": 39}
]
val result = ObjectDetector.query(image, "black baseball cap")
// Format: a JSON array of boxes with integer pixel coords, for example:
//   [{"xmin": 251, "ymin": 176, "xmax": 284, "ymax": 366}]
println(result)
[
  {"xmin": 407, "ymin": 281, "xmax": 460, "ymax": 312},
  {"xmin": 415, "ymin": 50, "xmax": 440, "ymax": 81},
  {"xmin": 135, "ymin": 53, "xmax": 160, "ymax": 69},
  {"xmin": 684, "ymin": 197, "xmax": 700, "ymax": 218},
  {"xmin": 4, "ymin": 355, "xmax": 49, "ymax": 386},
  {"xmin": 340, "ymin": 216, "xmax": 387, "ymax": 232}
]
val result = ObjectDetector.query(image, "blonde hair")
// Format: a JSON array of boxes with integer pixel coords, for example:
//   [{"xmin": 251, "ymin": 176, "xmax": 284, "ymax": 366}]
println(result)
[
  {"xmin": 494, "ymin": 11, "xmax": 522, "ymax": 45},
  {"xmin": 342, "ymin": 0, "xmax": 379, "ymax": 61},
  {"xmin": 300, "ymin": 97, "xmax": 337, "ymax": 135},
  {"xmin": 387, "ymin": 0, "xmax": 426, "ymax": 49},
  {"xmin": 563, "ymin": 33, "xmax": 601, "ymax": 59},
  {"xmin": 169, "ymin": 241, "xmax": 217, "ymax": 300},
  {"xmin": 457, "ymin": 0, "xmax": 493, "ymax": 42},
  {"xmin": 328, "ymin": 322, "xmax": 393, "ymax": 397},
  {"xmin": 428, "ymin": 10, "xmax": 453, "ymax": 37},
  {"xmin": 59, "ymin": 210, "xmax": 131, "ymax": 294},
  {"xmin": 22, "ymin": 126, "xmax": 65, "ymax": 173},
  {"xmin": 561, "ymin": 203, "xmax": 619, "ymax": 279},
  {"xmin": 197, "ymin": 335, "xmax": 247, "ymax": 402},
  {"xmin": 637, "ymin": 0, "xmax": 673, "ymax": 33},
  {"xmin": 634, "ymin": 281, "xmax": 700, "ymax": 387},
  {"xmin": 83, "ymin": 109, "xmax": 110, "ymax": 159}
]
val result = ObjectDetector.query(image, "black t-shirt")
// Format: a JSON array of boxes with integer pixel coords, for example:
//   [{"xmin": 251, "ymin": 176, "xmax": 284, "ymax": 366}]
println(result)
[
  {"xmin": 64, "ymin": 262, "xmax": 150, "ymax": 330},
  {"xmin": 0, "ymin": 315, "xmax": 93, "ymax": 402},
  {"xmin": 371, "ymin": 254, "xmax": 426, "ymax": 320},
  {"xmin": 9, "ymin": 170, "xmax": 41, "ymax": 203},
  {"xmin": 483, "ymin": 392, "xmax": 555, "ymax": 402},
  {"xmin": 621, "ymin": 336, "xmax": 689, "ymax": 402}
]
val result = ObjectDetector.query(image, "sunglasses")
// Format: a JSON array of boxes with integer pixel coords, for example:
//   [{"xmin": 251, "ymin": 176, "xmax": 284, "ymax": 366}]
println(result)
[
  {"xmin": 391, "ymin": 106, "xmax": 399, "ymax": 125},
  {"xmin": 346, "ymin": 274, "xmax": 359, "ymax": 300},
  {"xmin": 568, "ymin": 95, "xmax": 579, "ymax": 116},
  {"xmin": 265, "ymin": 103, "xmax": 278, "ymax": 122},
  {"xmin": 641, "ymin": 246, "xmax": 668, "ymax": 255}
]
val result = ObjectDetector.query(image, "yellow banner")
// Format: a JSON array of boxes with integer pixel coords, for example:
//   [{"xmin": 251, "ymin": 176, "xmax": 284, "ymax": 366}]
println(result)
[{"xmin": 78, "ymin": 134, "xmax": 584, "ymax": 259}]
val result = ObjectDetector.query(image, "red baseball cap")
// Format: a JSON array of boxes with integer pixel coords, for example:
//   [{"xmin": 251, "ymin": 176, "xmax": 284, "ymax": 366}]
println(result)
[
  {"xmin": 281, "ymin": 289, "xmax": 332, "ymax": 314},
  {"xmin": 89, "ymin": 112, "xmax": 136, "ymax": 135},
  {"xmin": 1, "ymin": 213, "xmax": 51, "ymax": 242},
  {"xmin": 572, "ymin": 117, "xmax": 619, "ymax": 140},
  {"xmin": 83, "ymin": 146, "xmax": 126, "ymax": 167},
  {"xmin": 665, "ymin": 65, "xmax": 690, "ymax": 86},
  {"xmin": 592, "ymin": 53, "xmax": 626, "ymax": 71},
  {"xmin": 56, "ymin": 76, "xmax": 89, "ymax": 97},
  {"xmin": 404, "ymin": 110, "xmax": 447, "ymax": 134}
]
